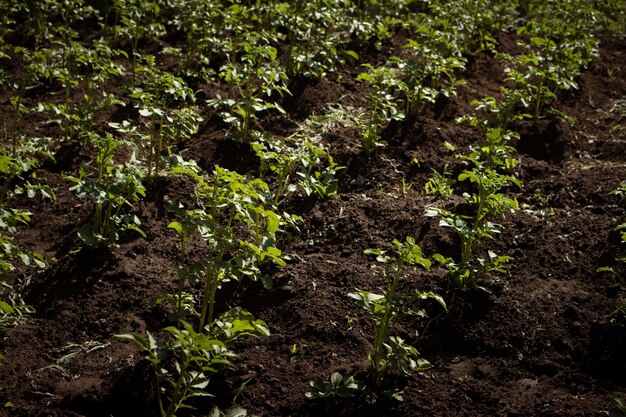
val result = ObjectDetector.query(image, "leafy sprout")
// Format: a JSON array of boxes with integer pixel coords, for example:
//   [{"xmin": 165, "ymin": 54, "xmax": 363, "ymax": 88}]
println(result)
[{"xmin": 349, "ymin": 237, "xmax": 445, "ymax": 388}]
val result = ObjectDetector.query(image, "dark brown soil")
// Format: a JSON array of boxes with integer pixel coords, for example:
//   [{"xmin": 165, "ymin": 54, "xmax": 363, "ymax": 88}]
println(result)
[{"xmin": 1, "ymin": 29, "xmax": 626, "ymax": 417}]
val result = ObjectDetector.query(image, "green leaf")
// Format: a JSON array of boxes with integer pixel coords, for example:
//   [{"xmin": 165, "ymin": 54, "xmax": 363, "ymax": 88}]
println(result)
[
  {"xmin": 266, "ymin": 211, "xmax": 280, "ymax": 235},
  {"xmin": 0, "ymin": 301, "xmax": 15, "ymax": 314},
  {"xmin": 330, "ymin": 372, "xmax": 343, "ymax": 386},
  {"xmin": 260, "ymin": 273, "xmax": 273, "ymax": 289},
  {"xmin": 343, "ymin": 50, "xmax": 359, "ymax": 60},
  {"xmin": 348, "ymin": 289, "xmax": 384, "ymax": 304},
  {"xmin": 364, "ymin": 248, "xmax": 384, "ymax": 256},
  {"xmin": 424, "ymin": 208, "xmax": 439, "ymax": 217},
  {"xmin": 18, "ymin": 253, "xmax": 31, "ymax": 266},
  {"xmin": 168, "ymin": 221, "xmax": 183, "ymax": 235},
  {"xmin": 125, "ymin": 224, "xmax": 147, "ymax": 238},
  {"xmin": 225, "ymin": 406, "xmax": 248, "ymax": 417}
]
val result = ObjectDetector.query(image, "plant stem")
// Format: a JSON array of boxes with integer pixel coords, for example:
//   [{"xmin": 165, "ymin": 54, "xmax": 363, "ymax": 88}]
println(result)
[
  {"xmin": 533, "ymin": 76, "xmax": 545, "ymax": 119},
  {"xmin": 154, "ymin": 364, "xmax": 165, "ymax": 417},
  {"xmin": 176, "ymin": 232, "xmax": 188, "ymax": 326},
  {"xmin": 131, "ymin": 32, "xmax": 138, "ymax": 88},
  {"xmin": 273, "ymin": 163, "xmax": 292, "ymax": 206},
  {"xmin": 198, "ymin": 257, "xmax": 223, "ymax": 332},
  {"xmin": 11, "ymin": 94, "xmax": 21, "ymax": 157},
  {"xmin": 371, "ymin": 261, "xmax": 404, "ymax": 386},
  {"xmin": 155, "ymin": 116, "xmax": 164, "ymax": 176},
  {"xmin": 164, "ymin": 355, "xmax": 188, "ymax": 417}
]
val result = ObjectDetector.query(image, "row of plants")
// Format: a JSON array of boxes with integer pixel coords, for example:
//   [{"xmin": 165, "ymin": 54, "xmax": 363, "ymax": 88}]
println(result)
[
  {"xmin": 305, "ymin": 0, "xmax": 626, "ymax": 403},
  {"xmin": 601, "ymin": 182, "xmax": 626, "ymax": 416},
  {"xmin": 599, "ymin": 181, "xmax": 626, "ymax": 322},
  {"xmin": 0, "ymin": 0, "xmax": 625, "ymax": 413}
]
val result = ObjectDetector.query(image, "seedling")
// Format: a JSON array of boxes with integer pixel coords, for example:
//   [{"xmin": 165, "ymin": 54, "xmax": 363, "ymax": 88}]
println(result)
[
  {"xmin": 0, "ymin": 282, "xmax": 35, "ymax": 333},
  {"xmin": 427, "ymin": 166, "xmax": 520, "ymax": 290},
  {"xmin": 170, "ymin": 164, "xmax": 290, "ymax": 331},
  {"xmin": 66, "ymin": 132, "xmax": 146, "ymax": 248},
  {"xmin": 209, "ymin": 39, "xmax": 289, "ymax": 142},
  {"xmin": 394, "ymin": 26, "xmax": 466, "ymax": 118},
  {"xmin": 349, "ymin": 237, "xmax": 445, "ymax": 387},
  {"xmin": 129, "ymin": 72, "xmax": 200, "ymax": 180},
  {"xmin": 597, "ymin": 181, "xmax": 626, "ymax": 321},
  {"xmin": 424, "ymin": 166, "xmax": 456, "ymax": 197},
  {"xmin": 166, "ymin": 0, "xmax": 226, "ymax": 79},
  {"xmin": 495, "ymin": 18, "xmax": 597, "ymax": 123},
  {"xmin": 306, "ymin": 372, "xmax": 365, "ymax": 399},
  {"xmin": 611, "ymin": 396, "xmax": 626, "ymax": 417},
  {"xmin": 430, "ymin": 0, "xmax": 517, "ymax": 54},
  {"xmin": 118, "ymin": 309, "xmax": 268, "ymax": 417},
  {"xmin": 109, "ymin": 0, "xmax": 165, "ymax": 87},
  {"xmin": 356, "ymin": 64, "xmax": 405, "ymax": 156}
]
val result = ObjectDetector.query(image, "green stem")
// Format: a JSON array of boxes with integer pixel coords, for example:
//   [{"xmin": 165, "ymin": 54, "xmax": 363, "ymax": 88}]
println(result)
[
  {"xmin": 64, "ymin": 85, "xmax": 71, "ymax": 141},
  {"xmin": 176, "ymin": 233, "xmax": 188, "ymax": 326},
  {"xmin": 366, "ymin": 97, "xmax": 379, "ymax": 155},
  {"xmin": 154, "ymin": 364, "xmax": 166, "ymax": 417},
  {"xmin": 273, "ymin": 163, "xmax": 292, "ymax": 206},
  {"xmin": 533, "ymin": 76, "xmax": 545, "ymax": 119},
  {"xmin": 147, "ymin": 120, "xmax": 158, "ymax": 179},
  {"xmin": 95, "ymin": 139, "xmax": 108, "ymax": 238},
  {"xmin": 164, "ymin": 357, "xmax": 188, "ymax": 417},
  {"xmin": 371, "ymin": 262, "xmax": 404, "ymax": 386},
  {"xmin": 131, "ymin": 33, "xmax": 139, "ymax": 88},
  {"xmin": 242, "ymin": 70, "xmax": 254, "ymax": 141},
  {"xmin": 12, "ymin": 95, "xmax": 21, "ymax": 157},
  {"xmin": 155, "ymin": 116, "xmax": 164, "ymax": 176},
  {"xmin": 461, "ymin": 177, "xmax": 489, "ymax": 288},
  {"xmin": 198, "ymin": 258, "xmax": 222, "ymax": 332},
  {"xmin": 104, "ymin": 203, "xmax": 115, "ymax": 243}
]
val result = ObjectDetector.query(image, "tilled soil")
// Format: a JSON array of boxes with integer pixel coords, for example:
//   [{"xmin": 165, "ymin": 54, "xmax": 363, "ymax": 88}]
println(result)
[{"xmin": 1, "ymin": 30, "xmax": 626, "ymax": 417}]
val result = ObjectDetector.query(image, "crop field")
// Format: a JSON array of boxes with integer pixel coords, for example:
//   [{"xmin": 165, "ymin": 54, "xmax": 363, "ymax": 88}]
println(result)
[{"xmin": 1, "ymin": 1, "xmax": 626, "ymax": 416}]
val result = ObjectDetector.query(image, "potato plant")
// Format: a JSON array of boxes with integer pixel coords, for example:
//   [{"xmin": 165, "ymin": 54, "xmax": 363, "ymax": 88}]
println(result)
[
  {"xmin": 496, "ymin": 18, "xmax": 598, "ymax": 122},
  {"xmin": 253, "ymin": 132, "xmax": 342, "ymax": 205},
  {"xmin": 70, "ymin": 39, "xmax": 128, "ymax": 141},
  {"xmin": 427, "ymin": 163, "xmax": 520, "ymax": 291},
  {"xmin": 209, "ymin": 39, "xmax": 289, "ymax": 142},
  {"xmin": 66, "ymin": 132, "xmax": 145, "ymax": 248},
  {"xmin": 107, "ymin": 0, "xmax": 165, "ymax": 87},
  {"xmin": 128, "ymin": 72, "xmax": 201, "ymax": 180},
  {"xmin": 0, "ymin": 281, "xmax": 35, "ymax": 335},
  {"xmin": 0, "ymin": 148, "xmax": 50, "ymax": 339},
  {"xmin": 278, "ymin": 1, "xmax": 358, "ymax": 78},
  {"xmin": 119, "ymin": 309, "xmax": 269, "ymax": 417},
  {"xmin": 169, "ymin": 164, "xmax": 290, "ymax": 331},
  {"xmin": 431, "ymin": 0, "xmax": 518, "ymax": 54},
  {"xmin": 306, "ymin": 372, "xmax": 365, "ymax": 399},
  {"xmin": 393, "ymin": 25, "xmax": 466, "ymax": 119},
  {"xmin": 598, "ymin": 181, "xmax": 626, "ymax": 321},
  {"xmin": 0, "ymin": 0, "xmax": 623, "ymax": 414},
  {"xmin": 357, "ymin": 64, "xmax": 405, "ymax": 156},
  {"xmin": 2, "ymin": 0, "xmax": 56, "ymax": 42},
  {"xmin": 0, "ymin": 143, "xmax": 52, "ymax": 274},
  {"xmin": 165, "ymin": 0, "xmax": 225, "ymax": 80},
  {"xmin": 349, "ymin": 237, "xmax": 445, "ymax": 388}
]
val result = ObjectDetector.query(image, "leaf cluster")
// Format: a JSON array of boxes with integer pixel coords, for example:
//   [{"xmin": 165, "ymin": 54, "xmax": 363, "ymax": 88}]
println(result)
[
  {"xmin": 349, "ymin": 237, "xmax": 445, "ymax": 387},
  {"xmin": 118, "ymin": 308, "xmax": 268, "ymax": 417},
  {"xmin": 66, "ymin": 132, "xmax": 145, "ymax": 248}
]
